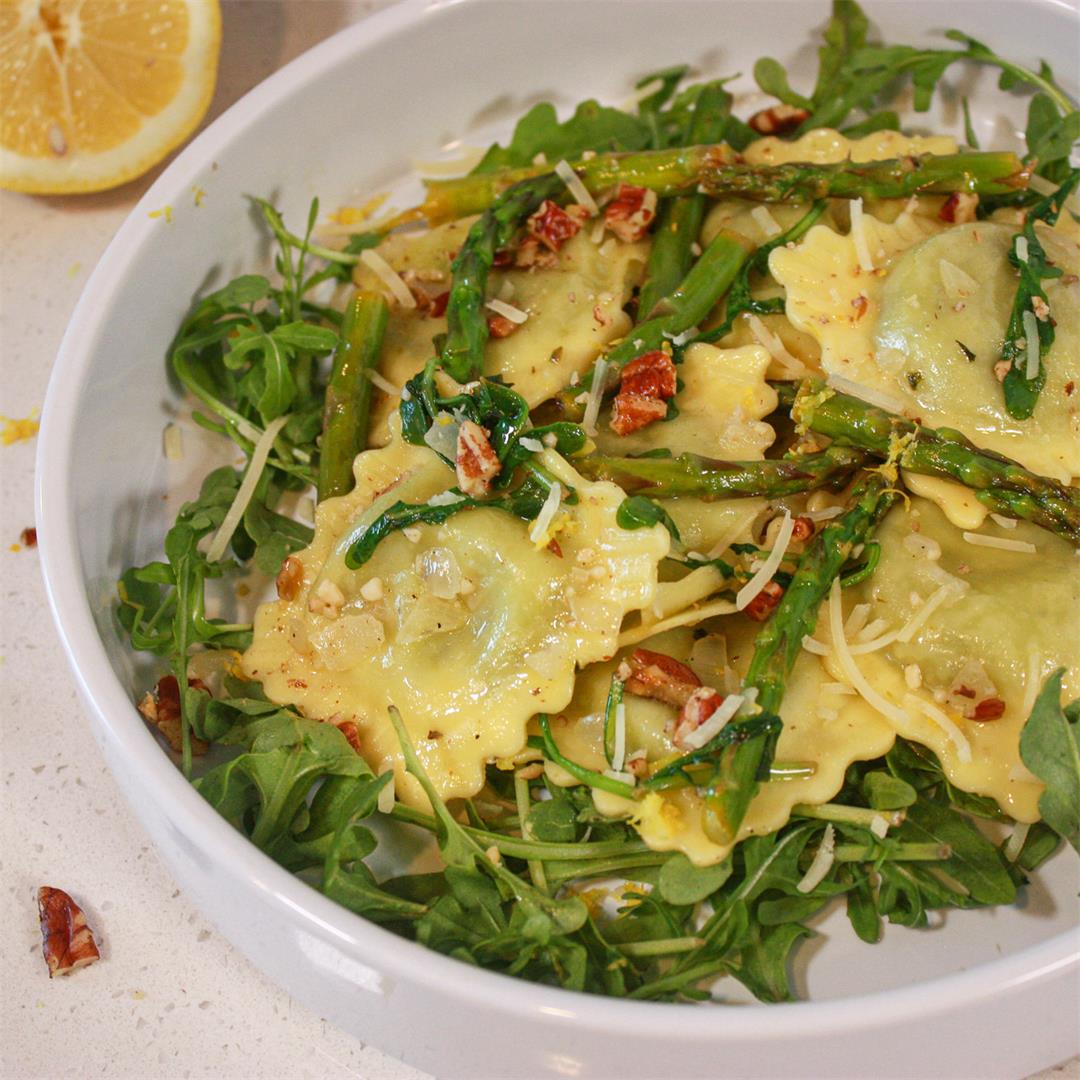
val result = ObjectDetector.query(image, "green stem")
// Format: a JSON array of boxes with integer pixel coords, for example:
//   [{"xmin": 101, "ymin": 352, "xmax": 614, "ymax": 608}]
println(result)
[
  {"xmin": 317, "ymin": 291, "xmax": 389, "ymax": 501},
  {"xmin": 514, "ymin": 771, "xmax": 548, "ymax": 893}
]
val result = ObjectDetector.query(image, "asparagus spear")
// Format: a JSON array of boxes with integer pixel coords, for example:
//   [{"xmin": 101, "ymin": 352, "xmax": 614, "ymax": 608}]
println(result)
[
  {"xmin": 317, "ymin": 291, "xmax": 389, "ymax": 501},
  {"xmin": 554, "ymin": 229, "xmax": 752, "ymax": 418},
  {"xmin": 792, "ymin": 380, "xmax": 1080, "ymax": 543},
  {"xmin": 647, "ymin": 473, "xmax": 897, "ymax": 845},
  {"xmin": 441, "ymin": 172, "xmax": 565, "ymax": 383},
  {"xmin": 576, "ymin": 446, "xmax": 864, "ymax": 499},
  {"xmin": 422, "ymin": 148, "xmax": 1028, "ymax": 224},
  {"xmin": 636, "ymin": 83, "xmax": 733, "ymax": 320}
]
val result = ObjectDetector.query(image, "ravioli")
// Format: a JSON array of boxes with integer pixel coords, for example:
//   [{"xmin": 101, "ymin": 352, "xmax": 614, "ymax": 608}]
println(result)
[
  {"xmin": 242, "ymin": 428, "xmax": 669, "ymax": 809},
  {"xmin": 353, "ymin": 219, "xmax": 648, "ymax": 444},
  {"xmin": 771, "ymin": 214, "xmax": 1080, "ymax": 481}
]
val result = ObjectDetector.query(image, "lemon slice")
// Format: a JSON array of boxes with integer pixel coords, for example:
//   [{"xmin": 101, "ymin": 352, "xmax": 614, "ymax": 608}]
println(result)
[{"xmin": 1, "ymin": 0, "xmax": 221, "ymax": 194}]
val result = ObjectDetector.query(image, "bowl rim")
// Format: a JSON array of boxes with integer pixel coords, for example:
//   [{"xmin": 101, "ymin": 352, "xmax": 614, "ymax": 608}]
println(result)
[{"xmin": 35, "ymin": 0, "xmax": 1080, "ymax": 1043}]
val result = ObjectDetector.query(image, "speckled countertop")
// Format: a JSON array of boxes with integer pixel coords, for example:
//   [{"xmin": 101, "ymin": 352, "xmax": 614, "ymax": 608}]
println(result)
[{"xmin": 1, "ymin": 4, "xmax": 1077, "ymax": 1079}]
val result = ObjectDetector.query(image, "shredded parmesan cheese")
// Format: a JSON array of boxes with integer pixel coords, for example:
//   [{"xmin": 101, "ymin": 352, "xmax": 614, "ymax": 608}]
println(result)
[
  {"xmin": 828, "ymin": 579, "xmax": 911, "ymax": 727},
  {"xmin": 737, "ymin": 509, "xmax": 793, "ymax": 612},
  {"xmin": 1014, "ymin": 235, "xmax": 1029, "ymax": 264},
  {"xmin": 518, "ymin": 436, "xmax": 543, "ymax": 453},
  {"xmin": 205, "ymin": 415, "xmax": 290, "ymax": 564},
  {"xmin": 806, "ymin": 505, "xmax": 844, "ymax": 522},
  {"xmin": 802, "ymin": 635, "xmax": 830, "ymax": 656},
  {"xmin": 555, "ymin": 159, "xmax": 599, "ymax": 216},
  {"xmin": 529, "ymin": 483, "xmax": 563, "ymax": 545},
  {"xmin": 870, "ymin": 814, "xmax": 890, "ymax": 839},
  {"xmin": 581, "ymin": 356, "xmax": 609, "ymax": 436},
  {"xmin": 612, "ymin": 702, "xmax": 627, "ymax": 772},
  {"xmin": 896, "ymin": 583, "xmax": 960, "ymax": 644},
  {"xmin": 366, "ymin": 369, "xmax": 401, "ymax": 396},
  {"xmin": 849, "ymin": 198, "xmax": 874, "ymax": 272},
  {"xmin": 163, "ymin": 423, "xmax": 184, "ymax": 461},
  {"xmin": 825, "ymin": 373, "xmax": 906, "ymax": 414},
  {"xmin": 681, "ymin": 693, "xmax": 745, "ymax": 750},
  {"xmin": 377, "ymin": 774, "xmax": 396, "ymax": 813},
  {"xmin": 961, "ymin": 532, "xmax": 1037, "ymax": 554},
  {"xmin": 750, "ymin": 205, "xmax": 782, "ymax": 238},
  {"xmin": 1022, "ymin": 309, "xmax": 1040, "ymax": 379},
  {"xmin": 360, "ymin": 249, "xmax": 416, "ymax": 308},
  {"xmin": 796, "ymin": 824, "xmax": 836, "ymax": 893},
  {"xmin": 938, "ymin": 258, "xmax": 978, "ymax": 300},
  {"xmin": 988, "ymin": 513, "xmax": 1018, "ymax": 530},
  {"xmin": 903, "ymin": 693, "xmax": 972, "ymax": 764},
  {"xmin": 485, "ymin": 297, "xmax": 529, "ymax": 324},
  {"xmin": 1004, "ymin": 822, "xmax": 1030, "ymax": 862},
  {"xmin": 747, "ymin": 315, "xmax": 806, "ymax": 376}
]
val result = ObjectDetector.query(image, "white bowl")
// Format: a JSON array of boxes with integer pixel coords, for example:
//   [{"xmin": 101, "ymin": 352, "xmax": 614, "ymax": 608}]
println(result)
[{"xmin": 37, "ymin": 1, "xmax": 1080, "ymax": 1076}]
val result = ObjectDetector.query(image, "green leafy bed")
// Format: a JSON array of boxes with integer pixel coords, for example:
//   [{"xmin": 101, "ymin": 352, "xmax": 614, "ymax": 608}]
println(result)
[{"xmin": 117, "ymin": 1, "xmax": 1079, "ymax": 1002}]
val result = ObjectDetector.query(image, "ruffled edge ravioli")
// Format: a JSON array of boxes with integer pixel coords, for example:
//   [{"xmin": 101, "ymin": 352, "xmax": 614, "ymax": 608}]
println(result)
[{"xmin": 242, "ymin": 428, "xmax": 669, "ymax": 809}]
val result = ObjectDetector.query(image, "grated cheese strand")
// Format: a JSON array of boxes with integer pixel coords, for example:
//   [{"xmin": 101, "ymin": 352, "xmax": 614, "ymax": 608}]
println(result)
[
  {"xmin": 826, "ymin": 372, "xmax": 906, "ymax": 414},
  {"xmin": 989, "ymin": 513, "xmax": 1018, "ymax": 530},
  {"xmin": 681, "ymin": 693, "xmax": 745, "ymax": 750},
  {"xmin": 796, "ymin": 824, "xmax": 836, "ymax": 893},
  {"xmin": 828, "ymin": 579, "xmax": 912, "ymax": 727},
  {"xmin": 205, "ymin": 415, "xmax": 290, "ymax": 563},
  {"xmin": 850, "ymin": 198, "xmax": 874, "ymax": 272},
  {"xmin": 896, "ymin": 583, "xmax": 961, "ymax": 644},
  {"xmin": 962, "ymin": 531, "xmax": 1037, "ymax": 554},
  {"xmin": 904, "ymin": 693, "xmax": 973, "ymax": 764},
  {"xmin": 581, "ymin": 356, "xmax": 609, "ymax": 436},
  {"xmin": 750, "ymin": 205, "xmax": 782, "ymax": 238},
  {"xmin": 485, "ymin": 297, "xmax": 529, "ymax": 324},
  {"xmin": 360, "ymin": 249, "xmax": 416, "ymax": 308},
  {"xmin": 1014, "ymin": 235, "xmax": 1029, "ymax": 264},
  {"xmin": 737, "ymin": 509, "xmax": 794, "ymax": 612},
  {"xmin": 612, "ymin": 702, "xmax": 627, "ymax": 773},
  {"xmin": 529, "ymin": 482, "xmax": 563, "ymax": 545},
  {"xmin": 365, "ymin": 369, "xmax": 401, "ymax": 396},
  {"xmin": 555, "ymin": 159, "xmax": 599, "ymax": 216},
  {"xmin": 1003, "ymin": 822, "xmax": 1030, "ymax": 862},
  {"xmin": 747, "ymin": 314, "xmax": 806, "ymax": 375},
  {"xmin": 377, "ymin": 773, "xmax": 396, "ymax": 813},
  {"xmin": 1022, "ymin": 309, "xmax": 1040, "ymax": 379}
]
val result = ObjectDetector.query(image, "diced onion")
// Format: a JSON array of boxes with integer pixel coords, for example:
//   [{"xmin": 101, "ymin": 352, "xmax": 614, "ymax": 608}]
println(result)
[
  {"xmin": 829, "ymin": 579, "xmax": 912, "ymax": 727},
  {"xmin": 903, "ymin": 693, "xmax": 972, "ymax": 764},
  {"xmin": 555, "ymin": 159, "xmax": 599, "ymax": 216},
  {"xmin": 962, "ymin": 531, "xmax": 1037, "ymax": 554},
  {"xmin": 850, "ymin": 198, "xmax": 874, "ymax": 272},
  {"xmin": 825, "ymin": 373, "xmax": 906, "ymax": 414},
  {"xmin": 796, "ymin": 824, "xmax": 836, "ymax": 893},
  {"xmin": 529, "ymin": 482, "xmax": 563, "ymax": 544},
  {"xmin": 205, "ymin": 415, "xmax": 290, "ymax": 563},
  {"xmin": 611, "ymin": 703, "xmax": 627, "ymax": 772},
  {"xmin": 751, "ymin": 205, "xmax": 782, "ymax": 238},
  {"xmin": 581, "ymin": 356, "xmax": 609, "ymax": 436},
  {"xmin": 485, "ymin": 297, "xmax": 529, "ymax": 324},
  {"xmin": 681, "ymin": 693, "xmax": 745, "ymax": 750},
  {"xmin": 360, "ymin": 248, "xmax": 416, "ymax": 308},
  {"xmin": 938, "ymin": 258, "xmax": 978, "ymax": 300},
  {"xmin": 737, "ymin": 509, "xmax": 793, "ymax": 612},
  {"xmin": 1022, "ymin": 309, "xmax": 1040, "ymax": 379}
]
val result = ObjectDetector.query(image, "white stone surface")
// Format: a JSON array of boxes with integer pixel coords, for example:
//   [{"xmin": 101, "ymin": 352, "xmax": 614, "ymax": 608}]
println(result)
[{"xmin": 0, "ymin": 3, "xmax": 1076, "ymax": 1079}]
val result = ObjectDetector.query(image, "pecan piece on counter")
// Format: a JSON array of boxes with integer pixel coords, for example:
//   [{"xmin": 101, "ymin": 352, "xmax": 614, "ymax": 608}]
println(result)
[{"xmin": 38, "ymin": 886, "xmax": 100, "ymax": 977}]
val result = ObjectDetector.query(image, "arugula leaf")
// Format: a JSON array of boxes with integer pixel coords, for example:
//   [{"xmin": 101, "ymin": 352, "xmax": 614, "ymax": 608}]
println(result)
[
  {"xmin": 472, "ymin": 100, "xmax": 651, "ymax": 174},
  {"xmin": 753, "ymin": 57, "xmax": 813, "ymax": 111},
  {"xmin": 616, "ymin": 494, "xmax": 682, "ymax": 541},
  {"xmin": 999, "ymin": 170, "xmax": 1080, "ymax": 419},
  {"xmin": 1020, "ymin": 668, "xmax": 1080, "ymax": 853},
  {"xmin": 657, "ymin": 854, "xmax": 733, "ymax": 905},
  {"xmin": 733, "ymin": 921, "xmax": 813, "ymax": 1003},
  {"xmin": 1025, "ymin": 94, "xmax": 1080, "ymax": 182}
]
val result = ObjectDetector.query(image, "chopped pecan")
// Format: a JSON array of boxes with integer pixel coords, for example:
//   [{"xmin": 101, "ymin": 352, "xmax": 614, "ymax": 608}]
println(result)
[
  {"xmin": 276, "ymin": 555, "xmax": 304, "ymax": 601},
  {"xmin": 789, "ymin": 516, "xmax": 815, "ymax": 542},
  {"xmin": 625, "ymin": 749, "xmax": 650, "ymax": 779},
  {"xmin": 939, "ymin": 192, "xmax": 979, "ymax": 224},
  {"xmin": 38, "ymin": 887, "xmax": 100, "ymax": 977},
  {"xmin": 20, "ymin": 526, "xmax": 37, "ymax": 548},
  {"xmin": 526, "ymin": 200, "xmax": 586, "ymax": 252},
  {"xmin": 138, "ymin": 674, "xmax": 209, "ymax": 755},
  {"xmin": 308, "ymin": 578, "xmax": 345, "ymax": 618},
  {"xmin": 743, "ymin": 580, "xmax": 785, "ymax": 622},
  {"xmin": 972, "ymin": 697, "xmax": 1006, "ymax": 721},
  {"xmin": 618, "ymin": 648, "xmax": 702, "ymax": 709},
  {"xmin": 429, "ymin": 290, "xmax": 450, "ymax": 318},
  {"xmin": 492, "ymin": 249, "xmax": 515, "ymax": 269},
  {"xmin": 748, "ymin": 104, "xmax": 810, "ymax": 135},
  {"xmin": 335, "ymin": 718, "xmax": 364, "ymax": 753},
  {"xmin": 455, "ymin": 419, "xmax": 501, "ymax": 497},
  {"xmin": 514, "ymin": 236, "xmax": 559, "ymax": 269},
  {"xmin": 486, "ymin": 313, "xmax": 519, "ymax": 339},
  {"xmin": 609, "ymin": 350, "xmax": 677, "ymax": 436},
  {"xmin": 673, "ymin": 687, "xmax": 725, "ymax": 748},
  {"xmin": 603, "ymin": 184, "xmax": 658, "ymax": 243}
]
